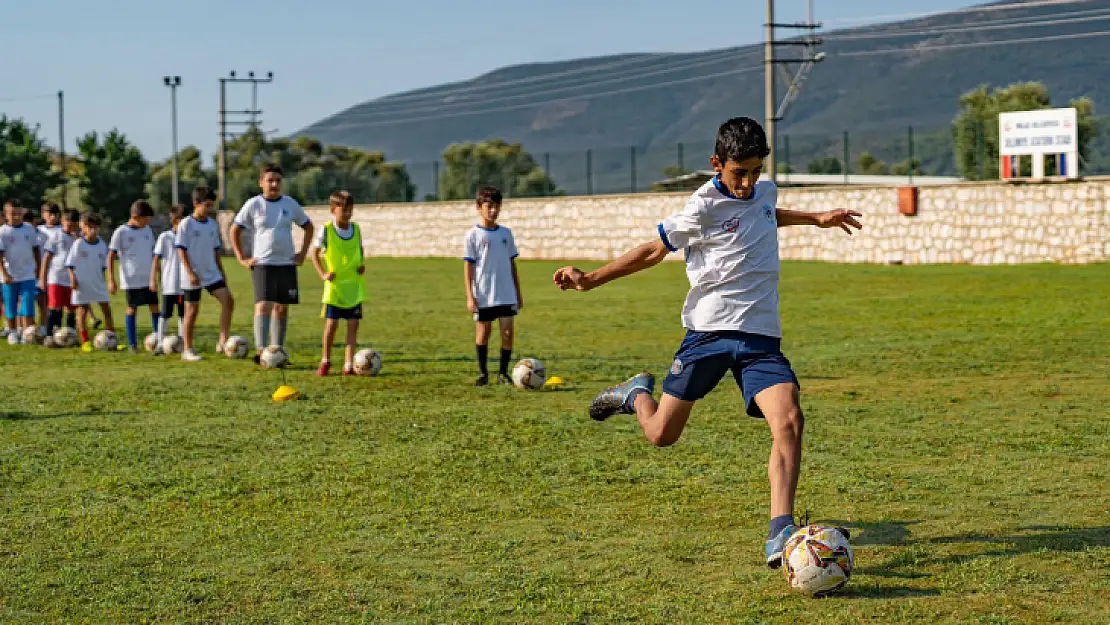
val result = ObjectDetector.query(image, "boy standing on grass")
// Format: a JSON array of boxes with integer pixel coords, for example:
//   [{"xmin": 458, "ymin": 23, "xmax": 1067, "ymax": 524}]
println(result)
[
  {"xmin": 66, "ymin": 212, "xmax": 115, "ymax": 352},
  {"xmin": 176, "ymin": 186, "xmax": 234, "ymax": 362},
  {"xmin": 552, "ymin": 117, "xmax": 863, "ymax": 568},
  {"xmin": 108, "ymin": 200, "xmax": 159, "ymax": 353},
  {"xmin": 151, "ymin": 204, "xmax": 186, "ymax": 354},
  {"xmin": 0, "ymin": 200, "xmax": 42, "ymax": 342},
  {"xmin": 310, "ymin": 190, "xmax": 367, "ymax": 376},
  {"xmin": 36, "ymin": 203, "xmax": 62, "ymax": 334},
  {"xmin": 463, "ymin": 186, "xmax": 522, "ymax": 387},
  {"xmin": 39, "ymin": 209, "xmax": 81, "ymax": 338}
]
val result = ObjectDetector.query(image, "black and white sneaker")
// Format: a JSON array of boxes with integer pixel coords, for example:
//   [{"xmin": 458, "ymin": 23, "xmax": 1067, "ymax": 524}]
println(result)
[
  {"xmin": 588, "ymin": 372, "xmax": 655, "ymax": 421},
  {"xmin": 475, "ymin": 374, "xmax": 489, "ymax": 387}
]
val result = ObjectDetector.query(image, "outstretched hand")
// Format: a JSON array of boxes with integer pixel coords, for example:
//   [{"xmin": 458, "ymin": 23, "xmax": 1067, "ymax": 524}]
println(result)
[
  {"xmin": 818, "ymin": 209, "xmax": 864, "ymax": 235},
  {"xmin": 553, "ymin": 266, "xmax": 593, "ymax": 292}
]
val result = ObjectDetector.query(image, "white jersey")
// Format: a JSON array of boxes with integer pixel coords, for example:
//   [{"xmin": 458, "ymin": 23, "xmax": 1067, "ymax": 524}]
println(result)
[
  {"xmin": 175, "ymin": 215, "xmax": 224, "ymax": 289},
  {"xmin": 153, "ymin": 230, "xmax": 181, "ymax": 295},
  {"xmin": 0, "ymin": 223, "xmax": 42, "ymax": 283},
  {"xmin": 43, "ymin": 228, "xmax": 78, "ymax": 286},
  {"xmin": 108, "ymin": 224, "xmax": 155, "ymax": 290},
  {"xmin": 65, "ymin": 237, "xmax": 110, "ymax": 304},
  {"xmin": 463, "ymin": 225, "xmax": 519, "ymax": 309},
  {"xmin": 233, "ymin": 195, "xmax": 310, "ymax": 266},
  {"xmin": 312, "ymin": 221, "xmax": 358, "ymax": 250},
  {"xmin": 659, "ymin": 177, "xmax": 782, "ymax": 337},
  {"xmin": 38, "ymin": 224, "xmax": 60, "ymax": 248}
]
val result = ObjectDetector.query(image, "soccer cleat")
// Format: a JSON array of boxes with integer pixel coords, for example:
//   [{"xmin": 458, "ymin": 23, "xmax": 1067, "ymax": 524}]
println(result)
[
  {"xmin": 152, "ymin": 345, "xmax": 164, "ymax": 356},
  {"xmin": 588, "ymin": 372, "xmax": 655, "ymax": 421},
  {"xmin": 92, "ymin": 318, "xmax": 102, "ymax": 330},
  {"xmin": 215, "ymin": 339, "xmax": 225, "ymax": 354},
  {"xmin": 253, "ymin": 352, "xmax": 262, "ymax": 365},
  {"xmin": 316, "ymin": 361, "xmax": 331, "ymax": 377},
  {"xmin": 765, "ymin": 525, "xmax": 799, "ymax": 569},
  {"xmin": 182, "ymin": 348, "xmax": 203, "ymax": 362},
  {"xmin": 497, "ymin": 373, "xmax": 512, "ymax": 385},
  {"xmin": 81, "ymin": 341, "xmax": 93, "ymax": 353},
  {"xmin": 123, "ymin": 345, "xmax": 135, "ymax": 353},
  {"xmin": 0, "ymin": 329, "xmax": 8, "ymax": 338},
  {"xmin": 475, "ymin": 374, "xmax": 489, "ymax": 387},
  {"xmin": 342, "ymin": 365, "xmax": 354, "ymax": 376}
]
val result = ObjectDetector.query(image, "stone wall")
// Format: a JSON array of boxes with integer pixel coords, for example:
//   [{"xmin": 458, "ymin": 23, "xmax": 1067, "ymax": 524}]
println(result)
[{"xmin": 219, "ymin": 178, "xmax": 1110, "ymax": 264}]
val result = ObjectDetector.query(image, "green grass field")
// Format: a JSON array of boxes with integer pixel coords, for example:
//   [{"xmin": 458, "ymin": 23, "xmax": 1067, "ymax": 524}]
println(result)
[{"xmin": 1, "ymin": 259, "xmax": 1108, "ymax": 624}]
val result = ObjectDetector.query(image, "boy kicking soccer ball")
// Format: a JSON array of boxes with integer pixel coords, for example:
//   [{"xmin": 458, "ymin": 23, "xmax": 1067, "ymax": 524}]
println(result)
[
  {"xmin": 108, "ymin": 200, "xmax": 160, "ymax": 352},
  {"xmin": 463, "ymin": 186, "xmax": 523, "ymax": 387},
  {"xmin": 66, "ymin": 211, "xmax": 116, "ymax": 351},
  {"xmin": 552, "ymin": 117, "xmax": 863, "ymax": 568},
  {"xmin": 311, "ymin": 190, "xmax": 367, "ymax": 376},
  {"xmin": 176, "ymin": 186, "xmax": 234, "ymax": 362}
]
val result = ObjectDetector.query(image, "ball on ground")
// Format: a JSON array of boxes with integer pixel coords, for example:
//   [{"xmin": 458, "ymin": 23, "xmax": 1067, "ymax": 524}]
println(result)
[
  {"xmin": 352, "ymin": 348, "xmax": 382, "ymax": 376},
  {"xmin": 53, "ymin": 327, "xmax": 78, "ymax": 348},
  {"xmin": 161, "ymin": 335, "xmax": 183, "ymax": 354},
  {"xmin": 22, "ymin": 326, "xmax": 43, "ymax": 345},
  {"xmin": 782, "ymin": 525, "xmax": 854, "ymax": 597},
  {"xmin": 260, "ymin": 345, "xmax": 289, "ymax": 369},
  {"xmin": 223, "ymin": 335, "xmax": 249, "ymax": 359},
  {"xmin": 511, "ymin": 358, "xmax": 547, "ymax": 390},
  {"xmin": 143, "ymin": 333, "xmax": 160, "ymax": 352},
  {"xmin": 94, "ymin": 330, "xmax": 118, "ymax": 352}
]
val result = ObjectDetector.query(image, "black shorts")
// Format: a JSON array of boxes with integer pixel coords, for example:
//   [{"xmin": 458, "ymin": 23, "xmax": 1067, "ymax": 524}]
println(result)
[
  {"xmin": 474, "ymin": 304, "xmax": 518, "ymax": 323},
  {"xmin": 125, "ymin": 287, "xmax": 159, "ymax": 308},
  {"xmin": 161, "ymin": 294, "xmax": 185, "ymax": 318},
  {"xmin": 252, "ymin": 265, "xmax": 299, "ymax": 304},
  {"xmin": 183, "ymin": 280, "xmax": 228, "ymax": 303},
  {"xmin": 325, "ymin": 303, "xmax": 363, "ymax": 320}
]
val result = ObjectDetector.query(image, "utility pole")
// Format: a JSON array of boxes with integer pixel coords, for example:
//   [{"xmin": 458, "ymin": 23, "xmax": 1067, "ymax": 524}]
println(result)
[
  {"xmin": 163, "ymin": 76, "xmax": 182, "ymax": 206},
  {"xmin": 57, "ymin": 91, "xmax": 66, "ymax": 208},
  {"xmin": 765, "ymin": 0, "xmax": 824, "ymax": 184},
  {"xmin": 217, "ymin": 70, "xmax": 273, "ymax": 210}
]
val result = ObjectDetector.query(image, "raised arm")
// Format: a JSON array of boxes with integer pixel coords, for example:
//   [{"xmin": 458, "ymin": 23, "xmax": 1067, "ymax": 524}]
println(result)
[
  {"xmin": 553, "ymin": 239, "xmax": 670, "ymax": 292},
  {"xmin": 776, "ymin": 208, "xmax": 863, "ymax": 235}
]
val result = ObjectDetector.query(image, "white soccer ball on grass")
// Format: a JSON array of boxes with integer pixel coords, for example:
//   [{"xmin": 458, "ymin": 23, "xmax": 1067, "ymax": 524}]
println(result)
[
  {"xmin": 94, "ymin": 330, "xmax": 118, "ymax": 352},
  {"xmin": 352, "ymin": 348, "xmax": 382, "ymax": 376},
  {"xmin": 259, "ymin": 345, "xmax": 289, "ymax": 369},
  {"xmin": 22, "ymin": 326, "xmax": 43, "ymax": 345},
  {"xmin": 53, "ymin": 327, "xmax": 78, "ymax": 348},
  {"xmin": 781, "ymin": 525, "xmax": 854, "ymax": 597},
  {"xmin": 223, "ymin": 335, "xmax": 249, "ymax": 359},
  {"xmin": 511, "ymin": 358, "xmax": 547, "ymax": 390},
  {"xmin": 143, "ymin": 333, "xmax": 160, "ymax": 352},
  {"xmin": 161, "ymin": 335, "xmax": 183, "ymax": 354}
]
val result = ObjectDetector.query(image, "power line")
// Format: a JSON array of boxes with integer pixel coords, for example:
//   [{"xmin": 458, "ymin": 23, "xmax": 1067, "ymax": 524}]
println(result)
[
  {"xmin": 838, "ymin": 26, "xmax": 1110, "ymax": 57},
  {"xmin": 828, "ymin": 6, "xmax": 1110, "ymax": 41},
  {"xmin": 822, "ymin": 0, "xmax": 1096, "ymax": 27},
  {"xmin": 0, "ymin": 94, "xmax": 56, "ymax": 104}
]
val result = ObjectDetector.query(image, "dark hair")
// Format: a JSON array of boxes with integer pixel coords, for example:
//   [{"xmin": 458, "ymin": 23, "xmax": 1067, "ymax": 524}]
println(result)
[
  {"xmin": 714, "ymin": 117, "xmax": 770, "ymax": 164},
  {"xmin": 3, "ymin": 199, "xmax": 20, "ymax": 209},
  {"xmin": 81, "ymin": 211, "xmax": 102, "ymax": 227},
  {"xmin": 63, "ymin": 209, "xmax": 81, "ymax": 223},
  {"xmin": 42, "ymin": 202, "xmax": 61, "ymax": 215},
  {"xmin": 168, "ymin": 204, "xmax": 187, "ymax": 220},
  {"xmin": 191, "ymin": 186, "xmax": 215, "ymax": 206},
  {"xmin": 22, "ymin": 209, "xmax": 35, "ymax": 222},
  {"xmin": 329, "ymin": 190, "xmax": 354, "ymax": 210},
  {"xmin": 476, "ymin": 186, "xmax": 502, "ymax": 206},
  {"xmin": 260, "ymin": 163, "xmax": 284, "ymax": 178},
  {"xmin": 131, "ymin": 200, "xmax": 154, "ymax": 218}
]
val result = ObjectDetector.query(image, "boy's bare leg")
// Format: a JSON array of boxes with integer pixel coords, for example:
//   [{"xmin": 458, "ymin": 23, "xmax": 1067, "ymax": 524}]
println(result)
[
  {"xmin": 345, "ymin": 319, "xmax": 359, "ymax": 369},
  {"xmin": 632, "ymin": 393, "xmax": 696, "ymax": 447},
  {"xmin": 212, "ymin": 287, "xmax": 234, "ymax": 345},
  {"xmin": 99, "ymin": 302, "xmax": 114, "ymax": 331},
  {"xmin": 754, "ymin": 382, "xmax": 804, "ymax": 520},
  {"xmin": 321, "ymin": 319, "xmax": 338, "ymax": 364},
  {"xmin": 182, "ymin": 301, "xmax": 200, "ymax": 351}
]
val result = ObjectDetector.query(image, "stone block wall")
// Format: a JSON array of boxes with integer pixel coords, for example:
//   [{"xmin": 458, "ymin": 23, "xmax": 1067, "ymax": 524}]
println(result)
[{"xmin": 218, "ymin": 178, "xmax": 1110, "ymax": 265}]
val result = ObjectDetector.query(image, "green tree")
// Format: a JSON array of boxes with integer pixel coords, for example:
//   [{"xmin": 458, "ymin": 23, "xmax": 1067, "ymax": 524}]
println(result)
[
  {"xmin": 146, "ymin": 146, "xmax": 213, "ymax": 211},
  {"xmin": 807, "ymin": 156, "xmax": 842, "ymax": 174},
  {"xmin": 857, "ymin": 152, "xmax": 890, "ymax": 175},
  {"xmin": 952, "ymin": 82, "xmax": 1098, "ymax": 180},
  {"xmin": 439, "ymin": 140, "xmax": 558, "ymax": 200},
  {"xmin": 0, "ymin": 116, "xmax": 64, "ymax": 207},
  {"xmin": 892, "ymin": 158, "xmax": 923, "ymax": 176},
  {"xmin": 77, "ymin": 129, "xmax": 148, "ymax": 224}
]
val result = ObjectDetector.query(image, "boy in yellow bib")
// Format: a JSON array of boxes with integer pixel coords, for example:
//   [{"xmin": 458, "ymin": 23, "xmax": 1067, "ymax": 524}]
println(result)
[{"xmin": 311, "ymin": 191, "xmax": 367, "ymax": 376}]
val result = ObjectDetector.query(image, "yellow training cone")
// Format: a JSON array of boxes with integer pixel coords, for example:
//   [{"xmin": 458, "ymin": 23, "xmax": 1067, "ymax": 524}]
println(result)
[
  {"xmin": 272, "ymin": 385, "xmax": 301, "ymax": 402},
  {"xmin": 543, "ymin": 376, "xmax": 566, "ymax": 388}
]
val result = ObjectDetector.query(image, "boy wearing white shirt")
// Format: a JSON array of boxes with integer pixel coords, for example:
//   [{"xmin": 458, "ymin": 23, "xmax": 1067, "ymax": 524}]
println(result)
[
  {"xmin": 176, "ymin": 186, "xmax": 234, "ymax": 362},
  {"xmin": 39, "ymin": 209, "xmax": 81, "ymax": 338},
  {"xmin": 108, "ymin": 200, "xmax": 160, "ymax": 353},
  {"xmin": 151, "ymin": 204, "xmax": 187, "ymax": 353},
  {"xmin": 462, "ymin": 186, "xmax": 522, "ymax": 387},
  {"xmin": 36, "ymin": 203, "xmax": 62, "ymax": 333},
  {"xmin": 0, "ymin": 200, "xmax": 42, "ymax": 342},
  {"xmin": 65, "ymin": 212, "xmax": 116, "ymax": 352},
  {"xmin": 553, "ymin": 117, "xmax": 863, "ymax": 569}
]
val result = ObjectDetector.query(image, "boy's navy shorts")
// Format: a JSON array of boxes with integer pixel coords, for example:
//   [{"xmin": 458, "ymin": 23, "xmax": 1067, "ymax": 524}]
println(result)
[
  {"xmin": 325, "ymin": 304, "xmax": 362, "ymax": 320},
  {"xmin": 662, "ymin": 330, "xmax": 800, "ymax": 418}
]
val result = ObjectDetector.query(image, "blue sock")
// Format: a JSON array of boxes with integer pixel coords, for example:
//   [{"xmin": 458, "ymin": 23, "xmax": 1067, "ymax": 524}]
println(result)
[
  {"xmin": 125, "ymin": 314, "xmax": 137, "ymax": 347},
  {"xmin": 769, "ymin": 514, "xmax": 795, "ymax": 539},
  {"xmin": 150, "ymin": 312, "xmax": 159, "ymax": 333},
  {"xmin": 624, "ymin": 387, "xmax": 648, "ymax": 412}
]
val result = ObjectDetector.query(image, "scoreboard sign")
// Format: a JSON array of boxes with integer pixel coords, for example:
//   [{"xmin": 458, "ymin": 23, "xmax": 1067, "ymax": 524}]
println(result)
[{"xmin": 998, "ymin": 107, "xmax": 1079, "ymax": 180}]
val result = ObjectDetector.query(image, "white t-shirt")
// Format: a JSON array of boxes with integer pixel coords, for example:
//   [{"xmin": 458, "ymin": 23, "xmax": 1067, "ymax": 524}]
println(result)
[
  {"xmin": 463, "ymin": 225, "xmax": 519, "ymax": 309},
  {"xmin": 659, "ymin": 177, "xmax": 782, "ymax": 337},
  {"xmin": 0, "ymin": 223, "xmax": 42, "ymax": 283},
  {"xmin": 108, "ymin": 224, "xmax": 155, "ymax": 290},
  {"xmin": 153, "ymin": 230, "xmax": 181, "ymax": 295},
  {"xmin": 65, "ymin": 237, "xmax": 110, "ymax": 304},
  {"xmin": 175, "ymin": 216, "xmax": 224, "ymax": 289},
  {"xmin": 233, "ymin": 195, "xmax": 310, "ymax": 266},
  {"xmin": 43, "ymin": 229, "xmax": 78, "ymax": 286},
  {"xmin": 312, "ymin": 222, "xmax": 360, "ymax": 250},
  {"xmin": 38, "ymin": 224, "xmax": 60, "ymax": 248}
]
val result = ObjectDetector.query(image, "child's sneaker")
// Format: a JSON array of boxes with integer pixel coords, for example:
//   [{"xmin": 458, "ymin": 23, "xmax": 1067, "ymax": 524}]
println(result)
[
  {"xmin": 182, "ymin": 348, "xmax": 203, "ymax": 362},
  {"xmin": 475, "ymin": 374, "xmax": 489, "ymax": 387},
  {"xmin": 342, "ymin": 365, "xmax": 354, "ymax": 376},
  {"xmin": 497, "ymin": 373, "xmax": 512, "ymax": 385},
  {"xmin": 588, "ymin": 372, "xmax": 655, "ymax": 421},
  {"xmin": 0, "ymin": 329, "xmax": 8, "ymax": 338},
  {"xmin": 215, "ymin": 339, "xmax": 226, "ymax": 354},
  {"xmin": 765, "ymin": 525, "xmax": 799, "ymax": 569},
  {"xmin": 152, "ymin": 345, "xmax": 164, "ymax": 356},
  {"xmin": 119, "ymin": 344, "xmax": 131, "ymax": 352},
  {"xmin": 316, "ymin": 361, "xmax": 331, "ymax": 377},
  {"xmin": 81, "ymin": 341, "xmax": 93, "ymax": 353},
  {"xmin": 92, "ymin": 318, "xmax": 102, "ymax": 330}
]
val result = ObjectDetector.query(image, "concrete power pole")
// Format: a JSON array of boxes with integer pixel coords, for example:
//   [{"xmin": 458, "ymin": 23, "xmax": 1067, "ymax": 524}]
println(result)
[
  {"xmin": 765, "ymin": 0, "xmax": 824, "ymax": 184},
  {"xmin": 217, "ymin": 71, "xmax": 274, "ymax": 211},
  {"xmin": 57, "ymin": 90, "xmax": 66, "ymax": 208},
  {"xmin": 765, "ymin": 0, "xmax": 776, "ymax": 181}
]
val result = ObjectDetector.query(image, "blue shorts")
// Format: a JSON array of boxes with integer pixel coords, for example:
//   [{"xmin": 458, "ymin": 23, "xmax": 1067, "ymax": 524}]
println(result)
[
  {"xmin": 662, "ymin": 330, "xmax": 800, "ymax": 418},
  {"xmin": 325, "ymin": 303, "xmax": 362, "ymax": 320},
  {"xmin": 2, "ymin": 280, "xmax": 37, "ymax": 319}
]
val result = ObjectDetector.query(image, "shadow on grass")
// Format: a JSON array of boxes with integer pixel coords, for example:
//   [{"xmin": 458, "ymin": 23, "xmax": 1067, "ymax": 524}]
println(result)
[
  {"xmin": 823, "ymin": 520, "xmax": 917, "ymax": 546},
  {"xmin": 926, "ymin": 524, "xmax": 1110, "ymax": 562},
  {"xmin": 835, "ymin": 583, "xmax": 940, "ymax": 599},
  {"xmin": 1, "ymin": 410, "xmax": 139, "ymax": 421}
]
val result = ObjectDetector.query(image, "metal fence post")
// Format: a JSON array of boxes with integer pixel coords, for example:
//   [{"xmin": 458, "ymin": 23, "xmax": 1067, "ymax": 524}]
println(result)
[
  {"xmin": 586, "ymin": 149, "xmax": 593, "ymax": 195},
  {"xmin": 630, "ymin": 145, "xmax": 637, "ymax": 193},
  {"xmin": 908, "ymin": 125, "xmax": 915, "ymax": 184},
  {"xmin": 678, "ymin": 142, "xmax": 684, "ymax": 172},
  {"xmin": 433, "ymin": 160, "xmax": 439, "ymax": 201},
  {"xmin": 543, "ymin": 152, "xmax": 550, "ymax": 197},
  {"xmin": 843, "ymin": 130, "xmax": 850, "ymax": 184},
  {"xmin": 783, "ymin": 135, "xmax": 790, "ymax": 182}
]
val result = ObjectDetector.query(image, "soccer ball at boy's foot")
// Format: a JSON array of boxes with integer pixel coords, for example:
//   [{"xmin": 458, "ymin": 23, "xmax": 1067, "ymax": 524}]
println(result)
[
  {"xmin": 352, "ymin": 348, "xmax": 382, "ymax": 376},
  {"xmin": 53, "ymin": 327, "xmax": 78, "ymax": 348},
  {"xmin": 22, "ymin": 326, "xmax": 43, "ymax": 345},
  {"xmin": 7, "ymin": 332, "xmax": 20, "ymax": 345},
  {"xmin": 143, "ymin": 333, "xmax": 160, "ymax": 352},
  {"xmin": 511, "ymin": 358, "xmax": 547, "ymax": 390},
  {"xmin": 259, "ymin": 345, "xmax": 289, "ymax": 369},
  {"xmin": 94, "ymin": 330, "xmax": 119, "ymax": 352},
  {"xmin": 781, "ymin": 525, "xmax": 854, "ymax": 597},
  {"xmin": 161, "ymin": 335, "xmax": 183, "ymax": 354},
  {"xmin": 223, "ymin": 335, "xmax": 249, "ymax": 359}
]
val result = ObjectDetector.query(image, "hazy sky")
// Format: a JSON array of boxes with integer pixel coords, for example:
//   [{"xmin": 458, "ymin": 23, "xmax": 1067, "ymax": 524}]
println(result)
[{"xmin": 2, "ymin": 0, "xmax": 978, "ymax": 162}]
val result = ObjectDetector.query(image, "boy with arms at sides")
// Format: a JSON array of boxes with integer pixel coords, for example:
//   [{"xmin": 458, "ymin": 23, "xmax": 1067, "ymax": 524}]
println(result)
[
  {"xmin": 310, "ymin": 190, "xmax": 367, "ymax": 376},
  {"xmin": 0, "ymin": 200, "xmax": 42, "ymax": 342},
  {"xmin": 108, "ymin": 200, "xmax": 160, "ymax": 353},
  {"xmin": 230, "ymin": 164, "xmax": 314, "ymax": 363},
  {"xmin": 66, "ymin": 211, "xmax": 116, "ymax": 352},
  {"xmin": 176, "ymin": 186, "xmax": 234, "ymax": 362},
  {"xmin": 35, "ymin": 203, "xmax": 62, "ymax": 334},
  {"xmin": 463, "ymin": 186, "xmax": 523, "ymax": 387},
  {"xmin": 151, "ymin": 204, "xmax": 187, "ymax": 354},
  {"xmin": 39, "ymin": 209, "xmax": 82, "ymax": 338},
  {"xmin": 552, "ymin": 117, "xmax": 863, "ymax": 568}
]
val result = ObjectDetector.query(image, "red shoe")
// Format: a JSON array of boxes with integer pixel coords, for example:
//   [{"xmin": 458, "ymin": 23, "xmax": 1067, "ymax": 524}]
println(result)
[
  {"xmin": 316, "ymin": 361, "xmax": 331, "ymax": 377},
  {"xmin": 342, "ymin": 365, "xmax": 354, "ymax": 376}
]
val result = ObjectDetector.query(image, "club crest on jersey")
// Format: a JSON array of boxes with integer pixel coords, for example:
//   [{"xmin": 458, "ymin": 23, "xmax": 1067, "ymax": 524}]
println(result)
[
  {"xmin": 721, "ymin": 217, "xmax": 740, "ymax": 233},
  {"xmin": 764, "ymin": 204, "xmax": 775, "ymax": 221},
  {"xmin": 670, "ymin": 358, "xmax": 684, "ymax": 375}
]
